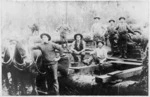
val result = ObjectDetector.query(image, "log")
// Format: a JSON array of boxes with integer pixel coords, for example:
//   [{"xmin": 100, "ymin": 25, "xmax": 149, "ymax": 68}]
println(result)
[
  {"xmin": 95, "ymin": 75, "xmax": 112, "ymax": 83},
  {"xmin": 107, "ymin": 57, "xmax": 142, "ymax": 63},
  {"xmin": 95, "ymin": 70, "xmax": 122, "ymax": 83},
  {"xmin": 69, "ymin": 65, "xmax": 97, "ymax": 70},
  {"xmin": 107, "ymin": 70, "xmax": 123, "ymax": 76},
  {"xmin": 114, "ymin": 66, "xmax": 143, "ymax": 79},
  {"xmin": 109, "ymin": 61, "xmax": 142, "ymax": 66},
  {"xmin": 95, "ymin": 66, "xmax": 143, "ymax": 84},
  {"xmin": 112, "ymin": 80, "xmax": 138, "ymax": 88},
  {"xmin": 37, "ymin": 90, "xmax": 48, "ymax": 95}
]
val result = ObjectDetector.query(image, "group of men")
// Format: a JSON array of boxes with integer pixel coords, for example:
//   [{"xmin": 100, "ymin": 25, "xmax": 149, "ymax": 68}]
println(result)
[
  {"xmin": 3, "ymin": 16, "xmax": 138, "ymax": 95},
  {"xmin": 57, "ymin": 16, "xmax": 137, "ymax": 59},
  {"xmin": 30, "ymin": 16, "xmax": 138, "ymax": 95},
  {"xmin": 31, "ymin": 31, "xmax": 108, "ymax": 95},
  {"xmin": 92, "ymin": 16, "xmax": 136, "ymax": 58}
]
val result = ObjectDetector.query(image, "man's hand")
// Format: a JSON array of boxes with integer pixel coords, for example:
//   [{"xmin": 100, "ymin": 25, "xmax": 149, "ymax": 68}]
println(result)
[{"xmin": 73, "ymin": 50, "xmax": 80, "ymax": 54}]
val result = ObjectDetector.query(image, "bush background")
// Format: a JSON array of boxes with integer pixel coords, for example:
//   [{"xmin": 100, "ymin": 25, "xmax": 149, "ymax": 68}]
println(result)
[{"xmin": 1, "ymin": 0, "xmax": 149, "ymax": 40}]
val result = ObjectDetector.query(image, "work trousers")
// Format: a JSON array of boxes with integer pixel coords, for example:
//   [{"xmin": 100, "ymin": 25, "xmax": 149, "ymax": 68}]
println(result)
[
  {"xmin": 36, "ymin": 62, "xmax": 59, "ymax": 95},
  {"xmin": 72, "ymin": 52, "xmax": 85, "ymax": 62},
  {"xmin": 118, "ymin": 33, "xmax": 128, "ymax": 57},
  {"xmin": 46, "ymin": 63, "xmax": 59, "ymax": 95}
]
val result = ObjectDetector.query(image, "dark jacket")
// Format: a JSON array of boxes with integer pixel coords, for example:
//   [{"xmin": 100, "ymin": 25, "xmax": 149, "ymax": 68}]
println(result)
[{"xmin": 107, "ymin": 25, "xmax": 117, "ymax": 37}]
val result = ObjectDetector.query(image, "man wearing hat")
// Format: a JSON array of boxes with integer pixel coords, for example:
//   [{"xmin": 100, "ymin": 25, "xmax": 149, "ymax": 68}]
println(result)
[
  {"xmin": 32, "ymin": 33, "xmax": 64, "ymax": 95},
  {"xmin": 88, "ymin": 40, "xmax": 107, "ymax": 65},
  {"xmin": 106, "ymin": 19, "xmax": 118, "ymax": 56},
  {"xmin": 71, "ymin": 33, "xmax": 86, "ymax": 62},
  {"xmin": 91, "ymin": 16, "xmax": 106, "ymax": 42},
  {"xmin": 116, "ymin": 17, "xmax": 135, "ymax": 58}
]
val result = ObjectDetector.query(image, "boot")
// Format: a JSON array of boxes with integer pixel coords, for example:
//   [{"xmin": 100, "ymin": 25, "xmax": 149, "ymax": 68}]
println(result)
[
  {"xmin": 120, "ymin": 55, "xmax": 124, "ymax": 58},
  {"xmin": 119, "ymin": 53, "xmax": 124, "ymax": 58},
  {"xmin": 123, "ymin": 55, "xmax": 127, "ymax": 59},
  {"xmin": 123, "ymin": 49, "xmax": 127, "ymax": 59},
  {"xmin": 123, "ymin": 53, "xmax": 127, "ymax": 59}
]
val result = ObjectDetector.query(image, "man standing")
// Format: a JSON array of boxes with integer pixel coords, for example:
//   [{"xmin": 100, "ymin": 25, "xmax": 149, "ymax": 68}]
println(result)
[
  {"xmin": 71, "ymin": 33, "xmax": 86, "ymax": 62},
  {"xmin": 91, "ymin": 16, "xmax": 106, "ymax": 43},
  {"xmin": 32, "ymin": 33, "xmax": 64, "ymax": 95},
  {"xmin": 106, "ymin": 19, "xmax": 118, "ymax": 56},
  {"xmin": 116, "ymin": 17, "xmax": 135, "ymax": 58}
]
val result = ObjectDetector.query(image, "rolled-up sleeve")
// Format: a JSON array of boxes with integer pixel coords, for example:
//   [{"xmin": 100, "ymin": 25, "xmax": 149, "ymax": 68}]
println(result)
[
  {"xmin": 71, "ymin": 41, "xmax": 76, "ymax": 51},
  {"xmin": 52, "ymin": 43, "xmax": 64, "ymax": 56},
  {"xmin": 81, "ymin": 41, "xmax": 86, "ymax": 51}
]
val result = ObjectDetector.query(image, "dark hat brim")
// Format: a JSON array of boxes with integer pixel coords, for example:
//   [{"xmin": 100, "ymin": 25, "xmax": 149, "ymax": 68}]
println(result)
[
  {"xmin": 40, "ymin": 33, "xmax": 51, "ymax": 41},
  {"xmin": 134, "ymin": 30, "xmax": 141, "ymax": 34},
  {"xmin": 74, "ymin": 33, "xmax": 83, "ymax": 40},
  {"xmin": 109, "ymin": 20, "xmax": 115, "ymax": 23},
  {"xmin": 97, "ymin": 40, "xmax": 104, "ymax": 45},
  {"xmin": 94, "ymin": 17, "xmax": 100, "ymax": 20},
  {"xmin": 119, "ymin": 17, "xmax": 126, "ymax": 20}
]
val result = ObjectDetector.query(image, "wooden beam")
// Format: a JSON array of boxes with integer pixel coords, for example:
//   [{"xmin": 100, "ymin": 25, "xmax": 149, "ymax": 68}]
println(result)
[
  {"xmin": 107, "ymin": 70, "xmax": 123, "ymax": 76},
  {"xmin": 69, "ymin": 65, "xmax": 97, "ymax": 70},
  {"xmin": 95, "ymin": 70, "xmax": 122, "ymax": 83},
  {"xmin": 107, "ymin": 57, "xmax": 142, "ymax": 63},
  {"xmin": 109, "ymin": 61, "xmax": 142, "ymax": 66},
  {"xmin": 123, "ymin": 59, "xmax": 142, "ymax": 63},
  {"xmin": 95, "ymin": 66, "xmax": 143, "ymax": 84},
  {"xmin": 114, "ymin": 66, "xmax": 143, "ymax": 79},
  {"xmin": 37, "ymin": 90, "xmax": 48, "ymax": 95},
  {"xmin": 54, "ymin": 39, "xmax": 93, "ymax": 44},
  {"xmin": 95, "ymin": 75, "xmax": 112, "ymax": 83}
]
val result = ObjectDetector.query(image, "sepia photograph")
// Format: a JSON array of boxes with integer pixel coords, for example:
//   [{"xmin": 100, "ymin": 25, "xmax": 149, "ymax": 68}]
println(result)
[{"xmin": 1, "ymin": 0, "xmax": 149, "ymax": 96}]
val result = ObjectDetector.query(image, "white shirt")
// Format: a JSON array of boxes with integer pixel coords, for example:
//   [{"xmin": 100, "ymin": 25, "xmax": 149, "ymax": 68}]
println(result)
[
  {"xmin": 94, "ymin": 48, "xmax": 107, "ymax": 59},
  {"xmin": 91, "ymin": 22, "xmax": 106, "ymax": 37}
]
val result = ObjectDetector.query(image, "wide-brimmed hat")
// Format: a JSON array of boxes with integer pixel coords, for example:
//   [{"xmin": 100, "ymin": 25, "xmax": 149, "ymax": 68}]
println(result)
[
  {"xmin": 94, "ymin": 16, "xmax": 100, "ymax": 20},
  {"xmin": 109, "ymin": 19, "xmax": 115, "ymax": 23},
  {"xmin": 119, "ymin": 17, "xmax": 126, "ymax": 20},
  {"xmin": 74, "ymin": 33, "xmax": 83, "ymax": 40},
  {"xmin": 40, "ymin": 33, "xmax": 51, "ymax": 41}
]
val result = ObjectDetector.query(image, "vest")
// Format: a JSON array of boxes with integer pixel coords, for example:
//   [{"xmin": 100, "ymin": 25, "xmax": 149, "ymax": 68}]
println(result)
[{"xmin": 74, "ymin": 40, "xmax": 84, "ymax": 51}]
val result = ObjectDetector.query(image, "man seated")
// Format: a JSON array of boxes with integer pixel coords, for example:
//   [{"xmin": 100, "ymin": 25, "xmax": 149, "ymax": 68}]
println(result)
[
  {"xmin": 71, "ymin": 33, "xmax": 86, "ymax": 62},
  {"xmin": 83, "ymin": 40, "xmax": 107, "ymax": 65}
]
